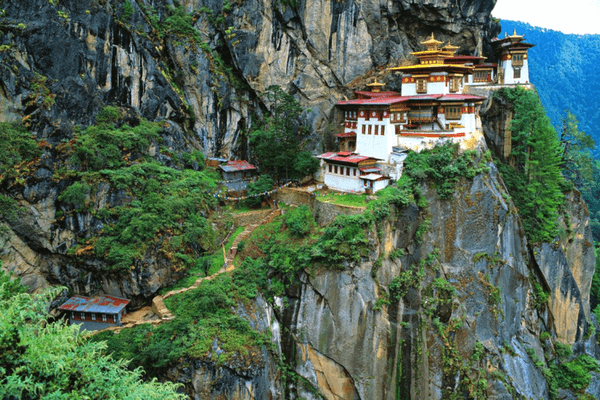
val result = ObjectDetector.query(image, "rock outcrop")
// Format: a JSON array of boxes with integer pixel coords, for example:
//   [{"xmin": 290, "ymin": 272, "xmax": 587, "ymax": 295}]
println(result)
[{"xmin": 0, "ymin": 0, "xmax": 500, "ymax": 158}]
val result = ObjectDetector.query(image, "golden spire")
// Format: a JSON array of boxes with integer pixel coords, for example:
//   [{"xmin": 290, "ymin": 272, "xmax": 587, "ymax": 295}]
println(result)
[
  {"xmin": 421, "ymin": 33, "xmax": 443, "ymax": 48},
  {"xmin": 366, "ymin": 78, "xmax": 385, "ymax": 93}
]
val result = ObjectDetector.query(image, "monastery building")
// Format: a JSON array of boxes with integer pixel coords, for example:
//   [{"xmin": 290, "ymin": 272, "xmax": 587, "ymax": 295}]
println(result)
[{"xmin": 316, "ymin": 31, "xmax": 534, "ymax": 194}]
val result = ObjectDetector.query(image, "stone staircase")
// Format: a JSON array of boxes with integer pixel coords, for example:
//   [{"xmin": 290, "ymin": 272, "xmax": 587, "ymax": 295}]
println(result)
[{"xmin": 225, "ymin": 208, "xmax": 281, "ymax": 267}]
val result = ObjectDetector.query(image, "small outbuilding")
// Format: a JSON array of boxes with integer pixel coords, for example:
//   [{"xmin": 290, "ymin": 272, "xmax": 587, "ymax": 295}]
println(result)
[
  {"xmin": 218, "ymin": 160, "xmax": 257, "ymax": 192},
  {"xmin": 58, "ymin": 295, "xmax": 130, "ymax": 331}
]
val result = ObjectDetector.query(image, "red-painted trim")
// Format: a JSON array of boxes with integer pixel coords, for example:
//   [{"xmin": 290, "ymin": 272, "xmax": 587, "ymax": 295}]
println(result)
[{"xmin": 399, "ymin": 132, "xmax": 466, "ymax": 138}]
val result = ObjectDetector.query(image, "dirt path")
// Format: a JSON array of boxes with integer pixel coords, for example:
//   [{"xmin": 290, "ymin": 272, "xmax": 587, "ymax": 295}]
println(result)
[{"xmin": 98, "ymin": 208, "xmax": 282, "ymax": 334}]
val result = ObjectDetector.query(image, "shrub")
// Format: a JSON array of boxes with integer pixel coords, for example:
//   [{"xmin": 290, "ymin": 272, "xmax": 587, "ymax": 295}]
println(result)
[
  {"xmin": 283, "ymin": 205, "xmax": 314, "ymax": 237},
  {"xmin": 245, "ymin": 175, "xmax": 273, "ymax": 208},
  {"xmin": 58, "ymin": 181, "xmax": 91, "ymax": 210}
]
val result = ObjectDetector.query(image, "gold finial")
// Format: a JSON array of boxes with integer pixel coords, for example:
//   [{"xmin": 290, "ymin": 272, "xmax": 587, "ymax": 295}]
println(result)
[
  {"xmin": 513, "ymin": 29, "xmax": 517, "ymax": 36},
  {"xmin": 366, "ymin": 78, "xmax": 385, "ymax": 93}
]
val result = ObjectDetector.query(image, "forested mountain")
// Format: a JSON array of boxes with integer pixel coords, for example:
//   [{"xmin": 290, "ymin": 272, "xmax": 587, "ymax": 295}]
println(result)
[{"xmin": 500, "ymin": 20, "xmax": 600, "ymax": 155}]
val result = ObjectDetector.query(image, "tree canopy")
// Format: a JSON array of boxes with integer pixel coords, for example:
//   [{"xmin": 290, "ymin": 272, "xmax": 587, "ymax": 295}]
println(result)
[
  {"xmin": 496, "ymin": 87, "xmax": 565, "ymax": 243},
  {"xmin": 0, "ymin": 266, "xmax": 186, "ymax": 399},
  {"xmin": 250, "ymin": 85, "xmax": 319, "ymax": 180}
]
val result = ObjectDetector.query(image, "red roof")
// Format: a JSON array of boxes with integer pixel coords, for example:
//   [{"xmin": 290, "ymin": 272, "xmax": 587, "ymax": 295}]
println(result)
[
  {"xmin": 219, "ymin": 160, "xmax": 256, "ymax": 172},
  {"xmin": 317, "ymin": 152, "xmax": 380, "ymax": 164},
  {"xmin": 474, "ymin": 63, "xmax": 497, "ymax": 68},
  {"xmin": 335, "ymin": 132, "xmax": 357, "ymax": 138},
  {"xmin": 338, "ymin": 93, "xmax": 485, "ymax": 107}
]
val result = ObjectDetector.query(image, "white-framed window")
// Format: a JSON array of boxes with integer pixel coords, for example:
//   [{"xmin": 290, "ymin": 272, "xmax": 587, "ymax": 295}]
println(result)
[
  {"xmin": 102, "ymin": 314, "xmax": 107, "ymax": 322},
  {"xmin": 80, "ymin": 313, "xmax": 85, "ymax": 319},
  {"xmin": 91, "ymin": 313, "xmax": 96, "ymax": 321}
]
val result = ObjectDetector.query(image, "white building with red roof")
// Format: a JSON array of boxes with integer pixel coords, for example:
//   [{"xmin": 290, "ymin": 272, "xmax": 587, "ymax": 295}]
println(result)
[
  {"xmin": 318, "ymin": 32, "xmax": 535, "ymax": 193},
  {"xmin": 316, "ymin": 152, "xmax": 389, "ymax": 194}
]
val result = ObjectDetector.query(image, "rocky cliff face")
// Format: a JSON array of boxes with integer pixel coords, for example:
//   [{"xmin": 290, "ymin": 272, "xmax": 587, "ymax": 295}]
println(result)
[
  {"xmin": 269, "ymin": 166, "xmax": 598, "ymax": 399},
  {"xmin": 0, "ymin": 0, "xmax": 500, "ymax": 158},
  {"xmin": 0, "ymin": 0, "xmax": 499, "ymax": 302}
]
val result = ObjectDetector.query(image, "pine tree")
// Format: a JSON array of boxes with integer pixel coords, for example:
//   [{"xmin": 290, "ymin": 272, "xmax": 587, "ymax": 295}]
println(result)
[{"xmin": 497, "ymin": 87, "xmax": 565, "ymax": 243}]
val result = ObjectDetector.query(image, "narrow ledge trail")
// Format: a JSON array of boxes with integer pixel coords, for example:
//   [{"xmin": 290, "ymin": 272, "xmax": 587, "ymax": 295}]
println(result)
[{"xmin": 95, "ymin": 207, "xmax": 282, "ymax": 335}]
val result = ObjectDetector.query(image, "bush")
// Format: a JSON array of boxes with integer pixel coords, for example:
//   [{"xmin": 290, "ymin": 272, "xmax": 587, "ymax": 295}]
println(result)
[
  {"xmin": 551, "ymin": 354, "xmax": 600, "ymax": 391},
  {"xmin": 245, "ymin": 175, "xmax": 273, "ymax": 208},
  {"xmin": 0, "ymin": 122, "xmax": 42, "ymax": 183},
  {"xmin": 283, "ymin": 205, "xmax": 314, "ymax": 237},
  {"xmin": 58, "ymin": 181, "xmax": 91, "ymax": 210}
]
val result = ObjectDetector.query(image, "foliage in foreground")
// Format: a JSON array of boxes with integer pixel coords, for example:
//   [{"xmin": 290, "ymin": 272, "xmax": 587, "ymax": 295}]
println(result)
[{"xmin": 0, "ymin": 267, "xmax": 185, "ymax": 399}]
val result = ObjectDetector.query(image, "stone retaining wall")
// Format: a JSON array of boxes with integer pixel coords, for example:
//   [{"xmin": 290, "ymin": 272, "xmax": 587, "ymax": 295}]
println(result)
[
  {"xmin": 276, "ymin": 188, "xmax": 366, "ymax": 226},
  {"xmin": 233, "ymin": 209, "xmax": 272, "ymax": 227},
  {"xmin": 314, "ymin": 200, "xmax": 366, "ymax": 227}
]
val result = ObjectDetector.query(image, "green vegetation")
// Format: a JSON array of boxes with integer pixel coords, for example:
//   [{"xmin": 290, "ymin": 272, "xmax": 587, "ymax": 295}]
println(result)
[
  {"xmin": 92, "ymin": 274, "xmax": 265, "ymax": 376},
  {"xmin": 495, "ymin": 87, "xmax": 565, "ymax": 243},
  {"xmin": 0, "ymin": 122, "xmax": 42, "ymax": 184},
  {"xmin": 389, "ymin": 263, "xmax": 425, "ymax": 301},
  {"xmin": 245, "ymin": 174, "xmax": 273, "ymax": 208},
  {"xmin": 283, "ymin": 205, "xmax": 314, "ymax": 237},
  {"xmin": 162, "ymin": 5, "xmax": 201, "ymax": 42},
  {"xmin": 0, "ymin": 267, "xmax": 185, "ymax": 399},
  {"xmin": 526, "ymin": 342, "xmax": 600, "ymax": 398},
  {"xmin": 403, "ymin": 143, "xmax": 489, "ymax": 200},
  {"xmin": 250, "ymin": 85, "xmax": 319, "ymax": 180},
  {"xmin": 54, "ymin": 107, "xmax": 221, "ymax": 272},
  {"xmin": 530, "ymin": 273, "xmax": 550, "ymax": 311},
  {"xmin": 314, "ymin": 191, "xmax": 368, "ymax": 207},
  {"xmin": 121, "ymin": 0, "xmax": 134, "ymax": 22}
]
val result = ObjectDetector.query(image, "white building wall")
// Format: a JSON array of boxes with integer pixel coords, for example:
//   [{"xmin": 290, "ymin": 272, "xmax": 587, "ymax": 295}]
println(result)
[
  {"xmin": 324, "ymin": 172, "xmax": 364, "ymax": 192},
  {"xmin": 427, "ymin": 81, "xmax": 447, "ymax": 95},
  {"xmin": 355, "ymin": 119, "xmax": 395, "ymax": 161},
  {"xmin": 501, "ymin": 59, "xmax": 530, "ymax": 84},
  {"xmin": 372, "ymin": 179, "xmax": 389, "ymax": 193},
  {"xmin": 402, "ymin": 82, "xmax": 417, "ymax": 96}
]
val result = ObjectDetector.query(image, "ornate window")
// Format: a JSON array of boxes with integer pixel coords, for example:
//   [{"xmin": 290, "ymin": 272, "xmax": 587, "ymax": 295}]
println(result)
[
  {"xmin": 362, "ymin": 125, "xmax": 366, "ymax": 135},
  {"xmin": 513, "ymin": 67, "xmax": 521, "ymax": 79},
  {"xmin": 445, "ymin": 106, "xmax": 462, "ymax": 120},
  {"xmin": 368, "ymin": 125, "xmax": 372, "ymax": 135},
  {"xmin": 449, "ymin": 77, "xmax": 460, "ymax": 92},
  {"xmin": 512, "ymin": 54, "xmax": 524, "ymax": 66}
]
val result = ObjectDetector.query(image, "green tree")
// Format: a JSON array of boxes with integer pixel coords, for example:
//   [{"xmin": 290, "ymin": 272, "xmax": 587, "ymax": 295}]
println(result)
[
  {"xmin": 0, "ymin": 266, "xmax": 185, "ymax": 399},
  {"xmin": 245, "ymin": 174, "xmax": 274, "ymax": 207},
  {"xmin": 250, "ymin": 86, "xmax": 315, "ymax": 179},
  {"xmin": 559, "ymin": 111, "xmax": 596, "ymax": 187},
  {"xmin": 497, "ymin": 87, "xmax": 565, "ymax": 243}
]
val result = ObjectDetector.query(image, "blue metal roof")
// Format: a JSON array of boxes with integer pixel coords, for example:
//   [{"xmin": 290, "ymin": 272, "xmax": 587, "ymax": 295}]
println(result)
[{"xmin": 58, "ymin": 295, "xmax": 130, "ymax": 315}]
